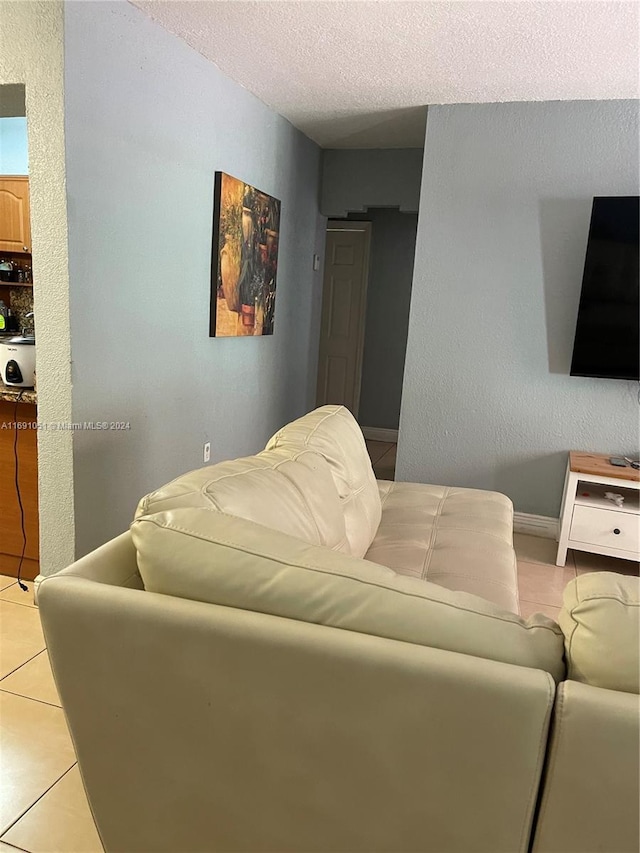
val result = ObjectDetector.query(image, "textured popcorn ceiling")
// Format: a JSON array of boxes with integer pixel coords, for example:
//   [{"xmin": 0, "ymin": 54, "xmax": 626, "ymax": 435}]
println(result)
[{"xmin": 132, "ymin": 0, "xmax": 639, "ymax": 148}]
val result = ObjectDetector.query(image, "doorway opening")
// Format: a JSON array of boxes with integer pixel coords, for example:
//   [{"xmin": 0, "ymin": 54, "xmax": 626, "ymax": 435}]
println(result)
[{"xmin": 315, "ymin": 207, "xmax": 418, "ymax": 478}]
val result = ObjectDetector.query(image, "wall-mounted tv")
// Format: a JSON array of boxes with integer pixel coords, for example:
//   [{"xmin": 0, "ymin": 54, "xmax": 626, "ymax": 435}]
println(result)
[{"xmin": 570, "ymin": 196, "xmax": 639, "ymax": 381}]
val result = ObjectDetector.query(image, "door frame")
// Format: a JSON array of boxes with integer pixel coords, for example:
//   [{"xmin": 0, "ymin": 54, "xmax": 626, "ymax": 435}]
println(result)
[{"xmin": 319, "ymin": 220, "xmax": 372, "ymax": 418}]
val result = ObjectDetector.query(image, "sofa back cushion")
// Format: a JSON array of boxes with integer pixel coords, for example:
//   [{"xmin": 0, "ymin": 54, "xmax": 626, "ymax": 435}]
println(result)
[
  {"xmin": 131, "ymin": 507, "xmax": 565, "ymax": 682},
  {"xmin": 266, "ymin": 405, "xmax": 382, "ymax": 557},
  {"xmin": 135, "ymin": 448, "xmax": 349, "ymax": 553},
  {"xmin": 559, "ymin": 572, "xmax": 639, "ymax": 694}
]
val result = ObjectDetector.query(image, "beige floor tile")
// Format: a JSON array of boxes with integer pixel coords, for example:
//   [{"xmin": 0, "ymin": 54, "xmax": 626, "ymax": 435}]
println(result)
[
  {"xmin": 519, "ymin": 599, "xmax": 562, "ymax": 621},
  {"xmin": 0, "ymin": 692, "xmax": 77, "ymax": 835},
  {"xmin": 366, "ymin": 440, "xmax": 394, "ymax": 465},
  {"xmin": 0, "ymin": 601, "xmax": 45, "ymax": 680},
  {"xmin": 573, "ymin": 550, "xmax": 640, "ymax": 576},
  {"xmin": 1, "ymin": 651, "xmax": 60, "ymax": 708},
  {"xmin": 0, "ymin": 581, "xmax": 36, "ymax": 609},
  {"xmin": 374, "ymin": 446, "xmax": 397, "ymax": 481},
  {"xmin": 0, "ymin": 577, "xmax": 17, "ymax": 593},
  {"xmin": 0, "ymin": 841, "xmax": 29, "ymax": 852},
  {"xmin": 513, "ymin": 533, "xmax": 564, "ymax": 567},
  {"xmin": 2, "ymin": 765, "xmax": 103, "ymax": 853},
  {"xmin": 517, "ymin": 560, "xmax": 575, "ymax": 608}
]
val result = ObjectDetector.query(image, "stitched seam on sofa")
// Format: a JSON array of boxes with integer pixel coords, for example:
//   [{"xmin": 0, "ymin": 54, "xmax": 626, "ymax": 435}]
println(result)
[
  {"xmin": 420, "ymin": 488, "xmax": 451, "ymax": 581},
  {"xmin": 341, "ymin": 482, "xmax": 367, "ymax": 500},
  {"xmin": 425, "ymin": 571, "xmax": 517, "ymax": 593},
  {"xmin": 373, "ymin": 522, "xmax": 512, "ymax": 545},
  {"xmin": 295, "ymin": 407, "xmax": 341, "ymax": 448},
  {"xmin": 572, "ymin": 595, "xmax": 640, "ymax": 606},
  {"xmin": 518, "ymin": 673, "xmax": 557, "ymax": 853},
  {"xmin": 138, "ymin": 517, "xmax": 563, "ymax": 637},
  {"xmin": 140, "ymin": 449, "xmax": 314, "ymax": 500},
  {"xmin": 57, "ymin": 568, "xmax": 141, "ymax": 588},
  {"xmin": 530, "ymin": 683, "xmax": 566, "ymax": 848},
  {"xmin": 143, "ymin": 447, "xmax": 321, "ymax": 504},
  {"xmin": 194, "ymin": 452, "xmax": 316, "ymax": 491},
  {"xmin": 427, "ymin": 524, "xmax": 512, "ymax": 545}
]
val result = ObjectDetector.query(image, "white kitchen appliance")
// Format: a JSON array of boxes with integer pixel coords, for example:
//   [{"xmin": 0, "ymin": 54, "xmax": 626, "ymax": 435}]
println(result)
[{"xmin": 0, "ymin": 335, "xmax": 36, "ymax": 387}]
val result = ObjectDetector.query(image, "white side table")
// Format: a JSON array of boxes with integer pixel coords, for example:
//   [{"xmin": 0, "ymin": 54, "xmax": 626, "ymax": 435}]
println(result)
[{"xmin": 556, "ymin": 452, "xmax": 640, "ymax": 567}]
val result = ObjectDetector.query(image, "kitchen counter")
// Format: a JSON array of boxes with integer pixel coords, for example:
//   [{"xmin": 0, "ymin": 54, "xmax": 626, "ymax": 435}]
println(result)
[{"xmin": 0, "ymin": 379, "xmax": 37, "ymax": 405}]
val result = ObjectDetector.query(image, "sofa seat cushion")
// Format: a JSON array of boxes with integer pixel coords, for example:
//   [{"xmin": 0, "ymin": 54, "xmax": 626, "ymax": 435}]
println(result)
[
  {"xmin": 559, "ymin": 572, "xmax": 640, "ymax": 694},
  {"xmin": 366, "ymin": 481, "xmax": 518, "ymax": 612},
  {"xmin": 266, "ymin": 405, "xmax": 381, "ymax": 558},
  {"xmin": 135, "ymin": 448, "xmax": 349, "ymax": 553},
  {"xmin": 131, "ymin": 507, "xmax": 565, "ymax": 682}
]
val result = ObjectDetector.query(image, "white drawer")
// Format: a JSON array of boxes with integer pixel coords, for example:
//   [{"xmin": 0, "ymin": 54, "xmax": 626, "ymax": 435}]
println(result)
[{"xmin": 570, "ymin": 505, "xmax": 640, "ymax": 553}]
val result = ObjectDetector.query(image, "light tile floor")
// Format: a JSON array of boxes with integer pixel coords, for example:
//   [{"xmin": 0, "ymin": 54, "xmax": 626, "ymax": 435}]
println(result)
[
  {"xmin": 0, "ymin": 578, "xmax": 104, "ymax": 853},
  {"xmin": 366, "ymin": 439, "xmax": 397, "ymax": 480},
  {"xmin": 0, "ymin": 537, "xmax": 637, "ymax": 851}
]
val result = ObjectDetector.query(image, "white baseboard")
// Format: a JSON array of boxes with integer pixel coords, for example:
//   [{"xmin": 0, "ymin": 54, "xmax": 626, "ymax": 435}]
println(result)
[
  {"xmin": 361, "ymin": 427, "xmax": 398, "ymax": 443},
  {"xmin": 513, "ymin": 512, "xmax": 559, "ymax": 540}
]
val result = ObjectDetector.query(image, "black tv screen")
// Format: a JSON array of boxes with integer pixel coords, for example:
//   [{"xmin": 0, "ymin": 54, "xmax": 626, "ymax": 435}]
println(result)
[{"xmin": 570, "ymin": 196, "xmax": 639, "ymax": 381}]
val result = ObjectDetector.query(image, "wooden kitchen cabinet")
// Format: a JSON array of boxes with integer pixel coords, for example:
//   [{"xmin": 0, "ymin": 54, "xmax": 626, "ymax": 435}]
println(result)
[
  {"xmin": 0, "ymin": 399, "xmax": 39, "ymax": 579},
  {"xmin": 0, "ymin": 176, "xmax": 32, "ymax": 254}
]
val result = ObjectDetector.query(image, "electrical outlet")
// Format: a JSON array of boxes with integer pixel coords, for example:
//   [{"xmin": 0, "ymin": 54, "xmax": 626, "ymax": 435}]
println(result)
[{"xmin": 203, "ymin": 441, "xmax": 211, "ymax": 463}]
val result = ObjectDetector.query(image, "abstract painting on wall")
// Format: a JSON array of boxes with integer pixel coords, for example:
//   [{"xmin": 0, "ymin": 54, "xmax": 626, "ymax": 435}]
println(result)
[{"xmin": 210, "ymin": 171, "xmax": 281, "ymax": 337}]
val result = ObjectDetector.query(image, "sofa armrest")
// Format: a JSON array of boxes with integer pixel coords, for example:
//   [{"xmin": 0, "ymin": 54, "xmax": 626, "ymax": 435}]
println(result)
[
  {"xmin": 559, "ymin": 572, "xmax": 639, "ymax": 693},
  {"xmin": 532, "ymin": 680, "xmax": 640, "ymax": 853},
  {"xmin": 40, "ymin": 567, "xmax": 555, "ymax": 853},
  {"xmin": 38, "ymin": 531, "xmax": 143, "ymax": 590}
]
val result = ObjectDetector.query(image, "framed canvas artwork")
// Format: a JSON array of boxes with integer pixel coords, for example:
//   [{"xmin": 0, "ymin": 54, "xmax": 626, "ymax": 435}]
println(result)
[{"xmin": 210, "ymin": 171, "xmax": 281, "ymax": 337}]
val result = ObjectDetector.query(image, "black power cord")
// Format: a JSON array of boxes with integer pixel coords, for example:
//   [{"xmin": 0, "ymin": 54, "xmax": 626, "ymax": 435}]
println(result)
[{"xmin": 13, "ymin": 391, "xmax": 29, "ymax": 592}]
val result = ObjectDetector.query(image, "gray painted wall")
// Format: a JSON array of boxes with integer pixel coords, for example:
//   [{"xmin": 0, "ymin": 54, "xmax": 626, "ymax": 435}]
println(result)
[
  {"xmin": 346, "ymin": 209, "xmax": 417, "ymax": 430},
  {"xmin": 64, "ymin": 1, "xmax": 324, "ymax": 556},
  {"xmin": 398, "ymin": 100, "xmax": 640, "ymax": 518},
  {"xmin": 322, "ymin": 148, "xmax": 423, "ymax": 217}
]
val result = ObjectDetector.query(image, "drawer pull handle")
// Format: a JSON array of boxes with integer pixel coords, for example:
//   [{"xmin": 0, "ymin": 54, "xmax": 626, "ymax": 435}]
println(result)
[{"xmin": 613, "ymin": 528, "xmax": 621, "ymax": 535}]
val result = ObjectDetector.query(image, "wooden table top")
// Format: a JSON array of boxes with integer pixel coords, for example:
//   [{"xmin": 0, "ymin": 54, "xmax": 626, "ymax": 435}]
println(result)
[{"xmin": 570, "ymin": 451, "xmax": 640, "ymax": 483}]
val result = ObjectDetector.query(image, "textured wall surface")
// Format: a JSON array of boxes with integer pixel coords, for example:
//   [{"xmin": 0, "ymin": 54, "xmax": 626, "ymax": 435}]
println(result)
[
  {"xmin": 346, "ymin": 209, "xmax": 417, "ymax": 430},
  {"xmin": 64, "ymin": 1, "xmax": 324, "ymax": 557},
  {"xmin": 0, "ymin": 117, "xmax": 28, "ymax": 174},
  {"xmin": 0, "ymin": 3, "xmax": 75, "ymax": 577},
  {"xmin": 322, "ymin": 149, "xmax": 423, "ymax": 216},
  {"xmin": 398, "ymin": 100, "xmax": 640, "ymax": 518}
]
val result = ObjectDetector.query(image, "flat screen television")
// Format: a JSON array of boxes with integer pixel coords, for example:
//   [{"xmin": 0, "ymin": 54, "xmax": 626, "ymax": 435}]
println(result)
[{"xmin": 570, "ymin": 196, "xmax": 639, "ymax": 381}]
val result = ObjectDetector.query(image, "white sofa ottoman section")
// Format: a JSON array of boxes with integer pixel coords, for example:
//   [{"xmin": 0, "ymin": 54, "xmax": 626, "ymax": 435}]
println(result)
[{"xmin": 367, "ymin": 481, "xmax": 518, "ymax": 612}]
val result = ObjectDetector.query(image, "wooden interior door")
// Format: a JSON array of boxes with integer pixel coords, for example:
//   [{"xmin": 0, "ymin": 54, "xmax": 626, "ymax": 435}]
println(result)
[
  {"xmin": 316, "ymin": 222, "xmax": 371, "ymax": 415},
  {"xmin": 0, "ymin": 176, "xmax": 31, "ymax": 254}
]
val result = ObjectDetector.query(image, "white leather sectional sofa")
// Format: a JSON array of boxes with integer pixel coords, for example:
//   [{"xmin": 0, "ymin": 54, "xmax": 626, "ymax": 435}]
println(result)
[{"xmin": 39, "ymin": 405, "xmax": 639, "ymax": 853}]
